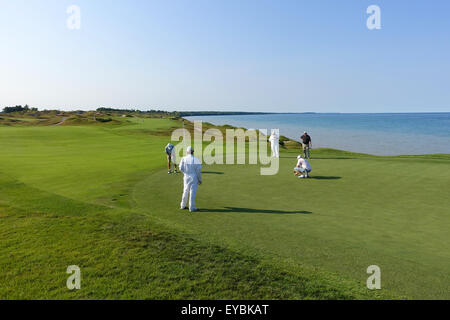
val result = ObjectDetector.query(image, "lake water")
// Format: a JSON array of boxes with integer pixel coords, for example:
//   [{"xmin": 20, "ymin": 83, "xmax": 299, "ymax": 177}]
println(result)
[{"xmin": 185, "ymin": 113, "xmax": 450, "ymax": 156}]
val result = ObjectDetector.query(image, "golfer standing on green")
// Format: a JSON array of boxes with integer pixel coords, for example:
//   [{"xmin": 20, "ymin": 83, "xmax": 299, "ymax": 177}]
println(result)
[
  {"xmin": 301, "ymin": 132, "xmax": 312, "ymax": 159},
  {"xmin": 165, "ymin": 143, "xmax": 178, "ymax": 174},
  {"xmin": 179, "ymin": 146, "xmax": 202, "ymax": 212}
]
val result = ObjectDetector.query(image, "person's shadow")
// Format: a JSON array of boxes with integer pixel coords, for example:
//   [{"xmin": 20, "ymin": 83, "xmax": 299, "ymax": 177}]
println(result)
[
  {"xmin": 202, "ymin": 171, "xmax": 225, "ymax": 175},
  {"xmin": 309, "ymin": 176, "xmax": 341, "ymax": 180},
  {"xmin": 199, "ymin": 207, "xmax": 312, "ymax": 215}
]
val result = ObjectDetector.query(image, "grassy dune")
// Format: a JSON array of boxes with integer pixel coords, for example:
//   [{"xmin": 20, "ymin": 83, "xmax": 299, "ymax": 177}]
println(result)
[{"xmin": 0, "ymin": 116, "xmax": 448, "ymax": 299}]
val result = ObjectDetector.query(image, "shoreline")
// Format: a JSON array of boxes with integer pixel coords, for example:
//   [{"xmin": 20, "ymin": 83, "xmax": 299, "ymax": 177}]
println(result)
[
  {"xmin": 181, "ymin": 116, "xmax": 450, "ymax": 158},
  {"xmin": 180, "ymin": 111, "xmax": 450, "ymax": 115}
]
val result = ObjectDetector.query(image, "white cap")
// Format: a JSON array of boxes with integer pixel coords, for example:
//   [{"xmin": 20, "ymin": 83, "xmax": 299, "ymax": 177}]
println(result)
[
  {"xmin": 186, "ymin": 146, "xmax": 194, "ymax": 154},
  {"xmin": 297, "ymin": 155, "xmax": 303, "ymax": 159}
]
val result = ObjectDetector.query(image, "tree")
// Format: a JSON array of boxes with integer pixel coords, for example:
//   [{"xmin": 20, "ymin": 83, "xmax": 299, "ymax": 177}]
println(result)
[{"xmin": 2, "ymin": 105, "xmax": 23, "ymax": 113}]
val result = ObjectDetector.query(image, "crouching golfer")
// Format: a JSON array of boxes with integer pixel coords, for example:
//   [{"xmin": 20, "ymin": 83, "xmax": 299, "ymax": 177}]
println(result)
[
  {"xmin": 179, "ymin": 146, "xmax": 202, "ymax": 212},
  {"xmin": 165, "ymin": 143, "xmax": 178, "ymax": 174},
  {"xmin": 294, "ymin": 155, "xmax": 312, "ymax": 178}
]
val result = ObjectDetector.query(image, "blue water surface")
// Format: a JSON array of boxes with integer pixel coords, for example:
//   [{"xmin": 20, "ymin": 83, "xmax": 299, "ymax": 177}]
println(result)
[{"xmin": 185, "ymin": 113, "xmax": 450, "ymax": 155}]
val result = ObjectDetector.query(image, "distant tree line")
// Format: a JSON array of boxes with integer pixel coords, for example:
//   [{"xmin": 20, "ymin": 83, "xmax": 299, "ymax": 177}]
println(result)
[
  {"xmin": 96, "ymin": 107, "xmax": 179, "ymax": 116},
  {"xmin": 95, "ymin": 108, "xmax": 274, "ymax": 117},
  {"xmin": 2, "ymin": 105, "xmax": 38, "ymax": 113},
  {"xmin": 2, "ymin": 106, "xmax": 278, "ymax": 117},
  {"xmin": 177, "ymin": 111, "xmax": 273, "ymax": 117}
]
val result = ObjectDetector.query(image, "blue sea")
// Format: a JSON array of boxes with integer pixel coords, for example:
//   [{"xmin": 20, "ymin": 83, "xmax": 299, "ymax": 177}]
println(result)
[{"xmin": 185, "ymin": 113, "xmax": 450, "ymax": 156}]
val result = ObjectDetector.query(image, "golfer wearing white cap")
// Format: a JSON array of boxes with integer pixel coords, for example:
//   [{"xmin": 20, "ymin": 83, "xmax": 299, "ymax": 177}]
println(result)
[
  {"xmin": 179, "ymin": 146, "xmax": 202, "ymax": 212},
  {"xmin": 165, "ymin": 143, "xmax": 178, "ymax": 174},
  {"xmin": 294, "ymin": 155, "xmax": 312, "ymax": 178}
]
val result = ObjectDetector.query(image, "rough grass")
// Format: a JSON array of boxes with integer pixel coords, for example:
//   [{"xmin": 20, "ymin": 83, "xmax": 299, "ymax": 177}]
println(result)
[{"xmin": 0, "ymin": 199, "xmax": 376, "ymax": 300}]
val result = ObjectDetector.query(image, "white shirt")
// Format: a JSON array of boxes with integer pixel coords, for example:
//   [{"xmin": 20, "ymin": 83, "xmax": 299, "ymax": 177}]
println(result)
[
  {"xmin": 296, "ymin": 158, "xmax": 311, "ymax": 170},
  {"xmin": 179, "ymin": 154, "xmax": 202, "ymax": 183},
  {"xmin": 269, "ymin": 134, "xmax": 279, "ymax": 143}
]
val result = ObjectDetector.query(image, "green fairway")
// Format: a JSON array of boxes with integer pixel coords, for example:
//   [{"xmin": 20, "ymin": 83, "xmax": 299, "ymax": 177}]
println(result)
[{"xmin": 0, "ymin": 117, "xmax": 449, "ymax": 299}]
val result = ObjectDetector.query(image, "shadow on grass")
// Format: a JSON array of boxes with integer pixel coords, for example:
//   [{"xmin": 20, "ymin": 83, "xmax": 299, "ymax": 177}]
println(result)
[
  {"xmin": 202, "ymin": 171, "xmax": 225, "ymax": 175},
  {"xmin": 311, "ymin": 157, "xmax": 358, "ymax": 160},
  {"xmin": 309, "ymin": 176, "xmax": 342, "ymax": 180},
  {"xmin": 280, "ymin": 156, "xmax": 356, "ymax": 160},
  {"xmin": 199, "ymin": 207, "xmax": 312, "ymax": 215}
]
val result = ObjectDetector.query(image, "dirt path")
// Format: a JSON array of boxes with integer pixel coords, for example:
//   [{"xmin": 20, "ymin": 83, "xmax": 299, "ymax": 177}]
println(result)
[{"xmin": 54, "ymin": 117, "xmax": 68, "ymax": 126}]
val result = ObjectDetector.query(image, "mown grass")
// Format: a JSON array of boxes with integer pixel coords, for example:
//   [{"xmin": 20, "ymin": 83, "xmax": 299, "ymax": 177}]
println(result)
[
  {"xmin": 0, "ymin": 116, "xmax": 448, "ymax": 299},
  {"xmin": 133, "ymin": 155, "xmax": 450, "ymax": 300}
]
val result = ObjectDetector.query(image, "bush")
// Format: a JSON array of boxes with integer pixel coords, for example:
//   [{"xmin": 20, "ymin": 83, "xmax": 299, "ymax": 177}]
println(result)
[{"xmin": 96, "ymin": 117, "xmax": 113, "ymax": 123}]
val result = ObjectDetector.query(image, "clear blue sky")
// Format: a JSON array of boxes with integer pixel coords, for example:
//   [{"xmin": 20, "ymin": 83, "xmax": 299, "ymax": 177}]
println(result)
[{"xmin": 1, "ymin": 0, "xmax": 449, "ymax": 112}]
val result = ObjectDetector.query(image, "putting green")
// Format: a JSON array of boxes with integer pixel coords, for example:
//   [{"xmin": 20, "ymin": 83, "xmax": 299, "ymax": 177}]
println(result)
[
  {"xmin": 133, "ymin": 155, "xmax": 450, "ymax": 299},
  {"xmin": 0, "ymin": 118, "xmax": 448, "ymax": 299}
]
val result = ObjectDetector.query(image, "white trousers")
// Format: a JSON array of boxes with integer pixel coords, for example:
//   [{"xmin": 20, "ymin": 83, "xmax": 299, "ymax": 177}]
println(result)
[
  {"xmin": 271, "ymin": 142, "xmax": 279, "ymax": 158},
  {"xmin": 180, "ymin": 176, "xmax": 199, "ymax": 211}
]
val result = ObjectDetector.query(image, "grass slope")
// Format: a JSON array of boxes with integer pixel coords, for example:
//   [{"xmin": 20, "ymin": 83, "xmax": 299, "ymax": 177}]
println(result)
[{"xmin": 0, "ymin": 117, "xmax": 448, "ymax": 299}]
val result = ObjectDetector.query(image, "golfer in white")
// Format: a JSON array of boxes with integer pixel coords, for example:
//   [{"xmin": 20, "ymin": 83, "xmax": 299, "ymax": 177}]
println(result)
[
  {"xmin": 165, "ymin": 143, "xmax": 178, "ymax": 174},
  {"xmin": 294, "ymin": 155, "xmax": 312, "ymax": 178},
  {"xmin": 269, "ymin": 130, "xmax": 279, "ymax": 158},
  {"xmin": 179, "ymin": 146, "xmax": 202, "ymax": 212}
]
